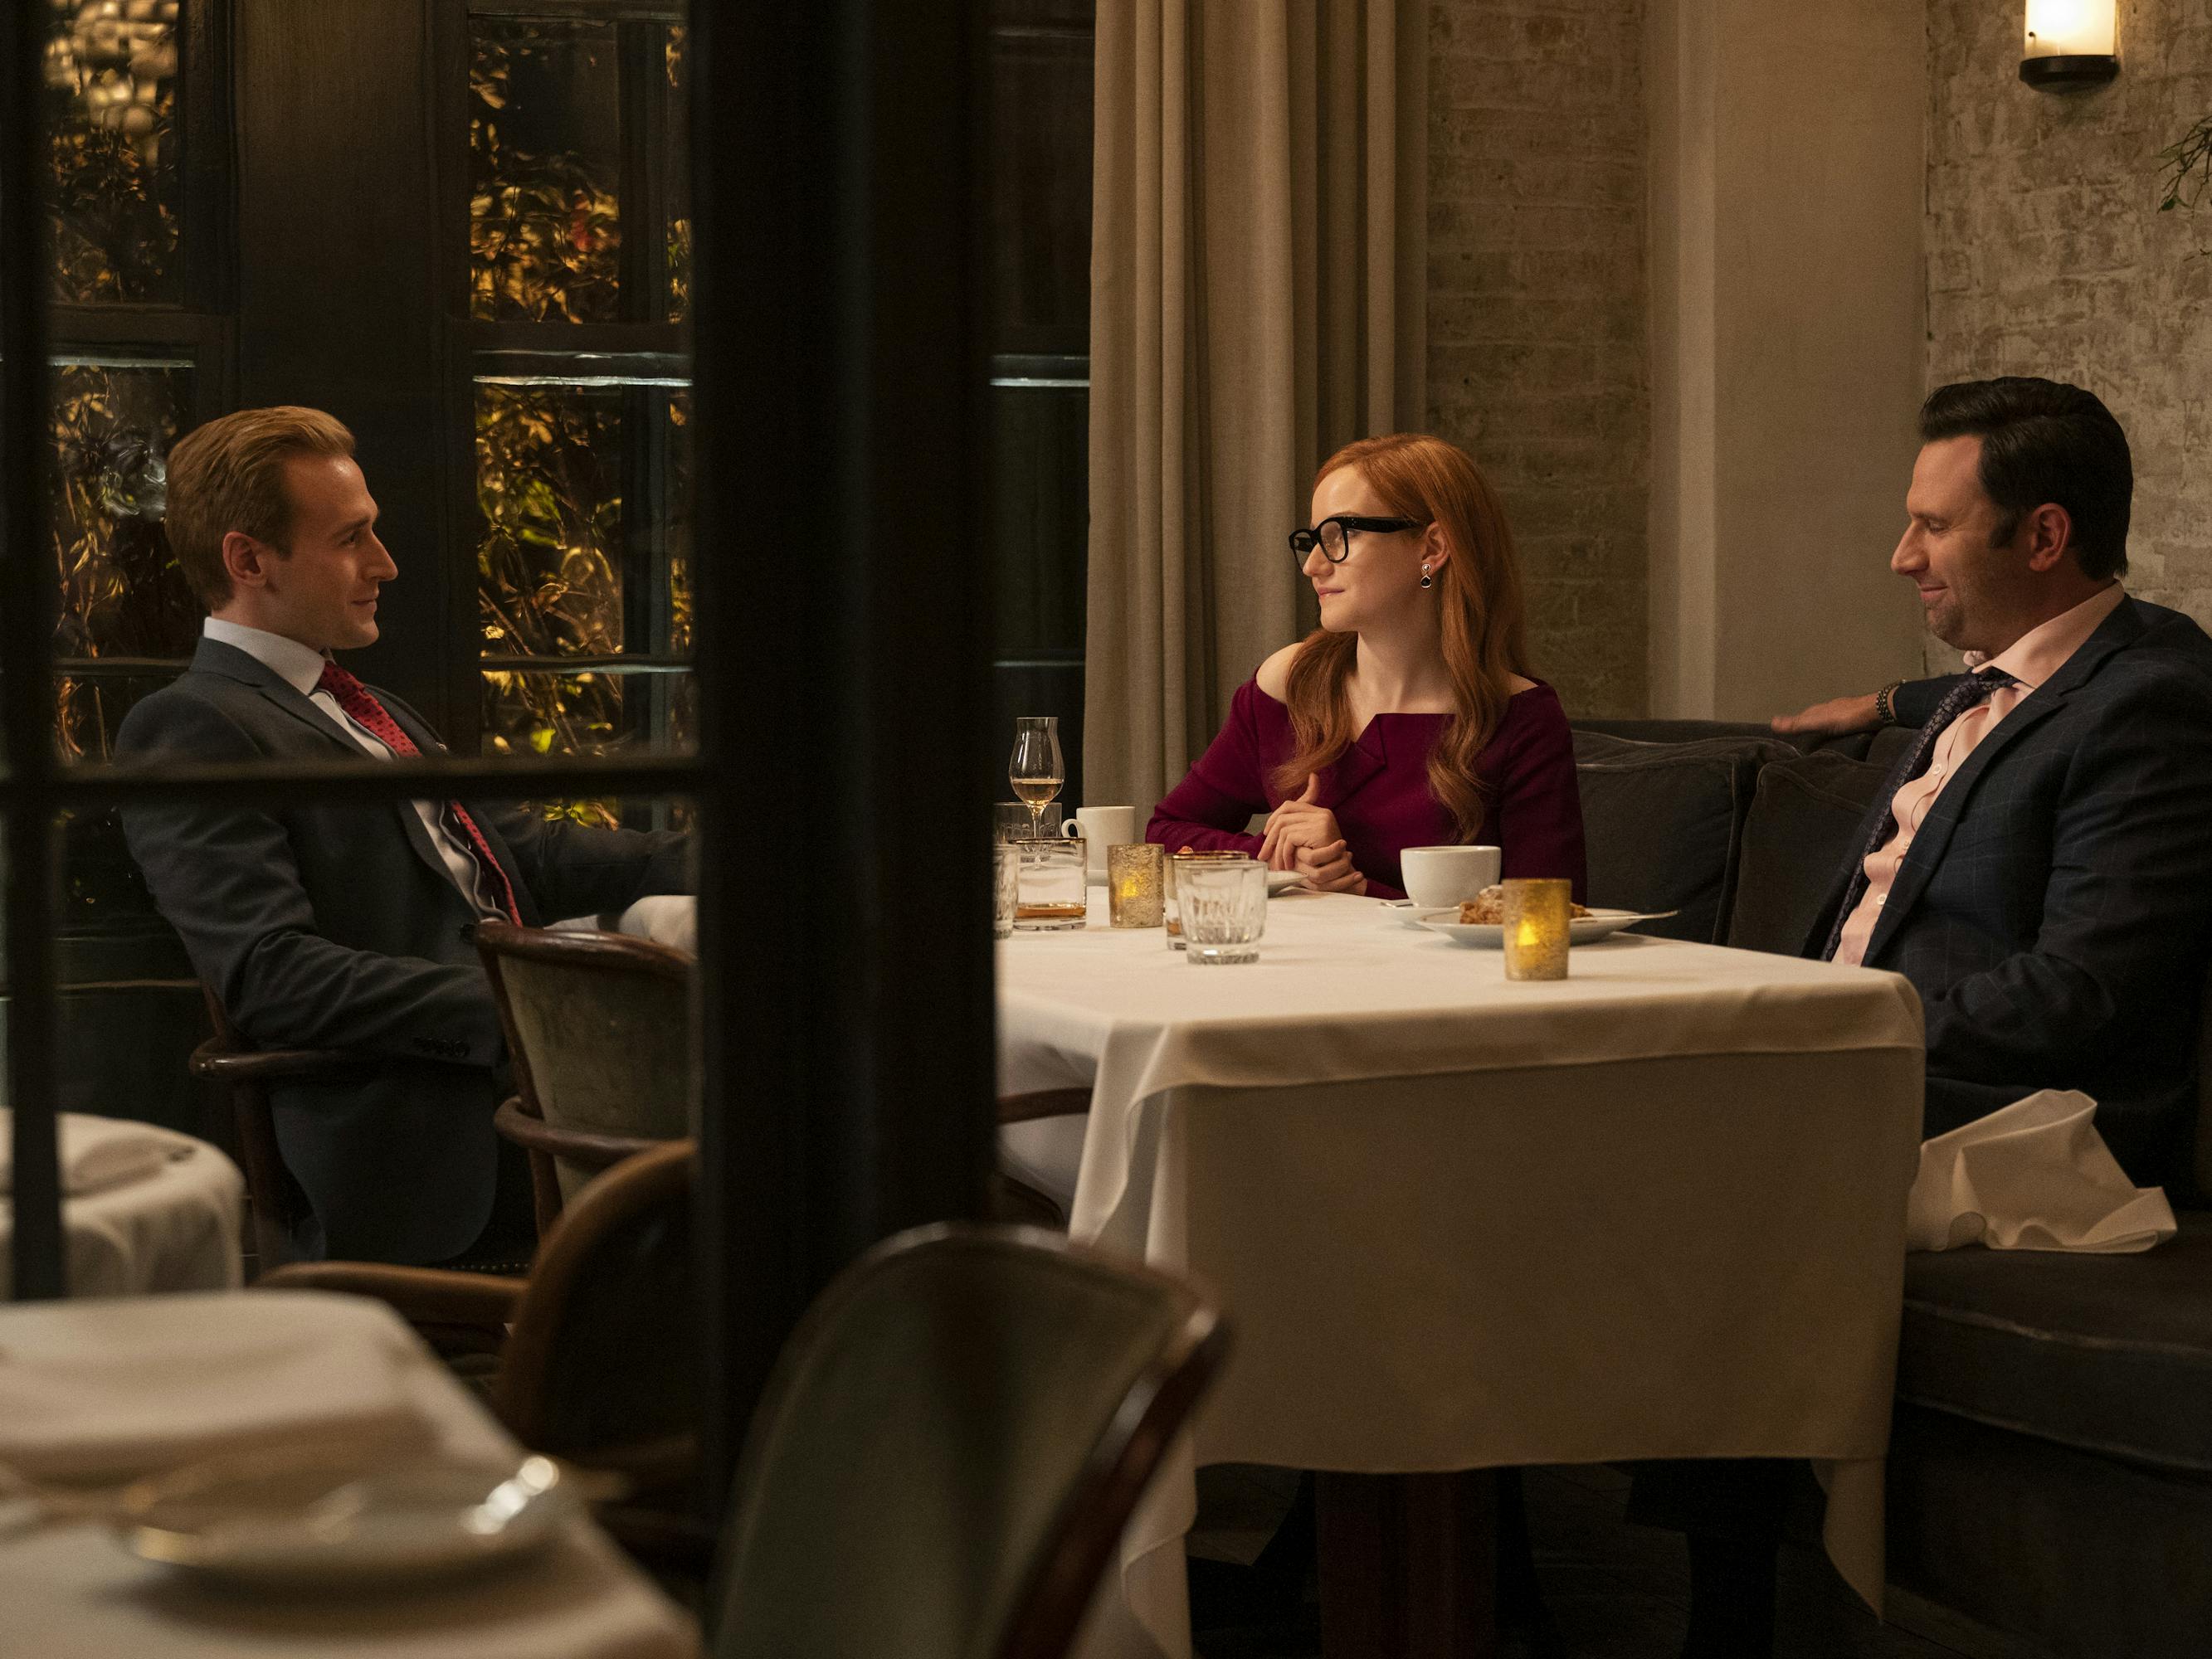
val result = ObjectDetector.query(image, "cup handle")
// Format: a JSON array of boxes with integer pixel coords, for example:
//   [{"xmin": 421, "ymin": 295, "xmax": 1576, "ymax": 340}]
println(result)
[{"xmin": 1061, "ymin": 819, "xmax": 1082, "ymax": 839}]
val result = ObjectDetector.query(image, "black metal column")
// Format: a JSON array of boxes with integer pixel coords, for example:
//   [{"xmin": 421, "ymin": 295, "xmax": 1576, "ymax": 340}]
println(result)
[
  {"xmin": 2, "ymin": 0, "xmax": 66, "ymax": 1300},
  {"xmin": 691, "ymin": 0, "xmax": 996, "ymax": 1491}
]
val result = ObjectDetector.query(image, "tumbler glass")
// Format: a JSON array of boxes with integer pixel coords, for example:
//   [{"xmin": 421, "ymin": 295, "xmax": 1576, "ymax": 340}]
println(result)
[
  {"xmin": 1013, "ymin": 836, "xmax": 1088, "ymax": 931},
  {"xmin": 1181, "ymin": 860, "xmax": 1269, "ymax": 964},
  {"xmin": 1164, "ymin": 850, "xmax": 1254, "ymax": 950},
  {"xmin": 995, "ymin": 800, "xmax": 1062, "ymax": 842},
  {"xmin": 992, "ymin": 840, "xmax": 1020, "ymax": 938}
]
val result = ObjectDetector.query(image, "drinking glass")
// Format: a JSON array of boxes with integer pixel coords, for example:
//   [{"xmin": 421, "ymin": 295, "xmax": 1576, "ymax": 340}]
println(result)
[
  {"xmin": 992, "ymin": 841, "xmax": 1020, "ymax": 938},
  {"xmin": 1502, "ymin": 878, "xmax": 1572, "ymax": 981},
  {"xmin": 1181, "ymin": 860, "xmax": 1268, "ymax": 964},
  {"xmin": 1013, "ymin": 835, "xmax": 1088, "ymax": 931},
  {"xmin": 1008, "ymin": 717, "xmax": 1065, "ymax": 839},
  {"xmin": 1164, "ymin": 850, "xmax": 1255, "ymax": 950},
  {"xmin": 995, "ymin": 800, "xmax": 1062, "ymax": 842},
  {"xmin": 1107, "ymin": 843, "xmax": 1165, "ymax": 928}
]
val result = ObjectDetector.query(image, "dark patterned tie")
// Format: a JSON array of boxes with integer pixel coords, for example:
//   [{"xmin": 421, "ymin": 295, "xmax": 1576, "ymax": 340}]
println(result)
[
  {"xmin": 316, "ymin": 663, "xmax": 523, "ymax": 924},
  {"xmin": 1822, "ymin": 667, "xmax": 2019, "ymax": 961}
]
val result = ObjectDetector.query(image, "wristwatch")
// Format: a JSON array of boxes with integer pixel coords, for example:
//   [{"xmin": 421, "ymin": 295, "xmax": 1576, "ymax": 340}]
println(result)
[{"xmin": 1873, "ymin": 680, "xmax": 1903, "ymax": 727}]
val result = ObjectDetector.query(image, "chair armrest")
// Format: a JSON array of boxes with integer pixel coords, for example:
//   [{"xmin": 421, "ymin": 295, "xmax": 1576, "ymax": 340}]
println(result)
[
  {"xmin": 256, "ymin": 1261, "xmax": 528, "ymax": 1326},
  {"xmin": 492, "ymin": 1097, "xmax": 662, "ymax": 1172},
  {"xmin": 998, "ymin": 1087, "xmax": 1093, "ymax": 1124},
  {"xmin": 190, "ymin": 1038, "xmax": 370, "ymax": 1083}
]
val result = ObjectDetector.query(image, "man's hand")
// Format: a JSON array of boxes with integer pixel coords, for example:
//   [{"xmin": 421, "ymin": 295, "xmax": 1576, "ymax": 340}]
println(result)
[
  {"xmin": 1293, "ymin": 838, "xmax": 1367, "ymax": 894},
  {"xmin": 1259, "ymin": 773, "xmax": 1347, "ymax": 872},
  {"xmin": 1771, "ymin": 692, "xmax": 1883, "ymax": 738}
]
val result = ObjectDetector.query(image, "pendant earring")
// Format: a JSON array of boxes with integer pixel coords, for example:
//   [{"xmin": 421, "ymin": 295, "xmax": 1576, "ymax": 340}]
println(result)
[{"xmin": 1420, "ymin": 565, "xmax": 1433, "ymax": 589}]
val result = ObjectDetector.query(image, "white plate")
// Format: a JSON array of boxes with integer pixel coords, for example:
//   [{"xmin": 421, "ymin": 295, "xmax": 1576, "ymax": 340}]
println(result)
[
  {"xmin": 1378, "ymin": 899, "xmax": 1433, "ymax": 929},
  {"xmin": 116, "ymin": 1450, "xmax": 582, "ymax": 1589},
  {"xmin": 1413, "ymin": 908, "xmax": 1654, "ymax": 948}
]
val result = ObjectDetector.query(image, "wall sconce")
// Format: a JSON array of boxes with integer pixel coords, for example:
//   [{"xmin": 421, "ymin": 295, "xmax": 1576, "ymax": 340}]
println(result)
[{"xmin": 2021, "ymin": 0, "xmax": 2119, "ymax": 91}]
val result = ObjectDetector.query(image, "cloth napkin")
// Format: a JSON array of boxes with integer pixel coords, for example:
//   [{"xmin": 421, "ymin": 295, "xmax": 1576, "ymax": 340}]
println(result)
[
  {"xmin": 0, "ymin": 1291, "xmax": 434, "ymax": 1482},
  {"xmin": 0, "ymin": 1109, "xmax": 178, "ymax": 1198},
  {"xmin": 1905, "ymin": 1089, "xmax": 2176, "ymax": 1254},
  {"xmin": 617, "ymin": 895, "xmax": 697, "ymax": 956}
]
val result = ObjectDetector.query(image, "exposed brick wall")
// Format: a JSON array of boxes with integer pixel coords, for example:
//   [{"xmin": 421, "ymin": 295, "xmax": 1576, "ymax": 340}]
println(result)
[
  {"xmin": 1426, "ymin": 0, "xmax": 1650, "ymax": 717},
  {"xmin": 1927, "ymin": 1, "xmax": 2212, "ymax": 670}
]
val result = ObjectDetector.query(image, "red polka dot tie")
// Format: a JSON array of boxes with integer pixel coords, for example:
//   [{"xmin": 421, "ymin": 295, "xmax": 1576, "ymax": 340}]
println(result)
[{"xmin": 316, "ymin": 663, "xmax": 522, "ymax": 925}]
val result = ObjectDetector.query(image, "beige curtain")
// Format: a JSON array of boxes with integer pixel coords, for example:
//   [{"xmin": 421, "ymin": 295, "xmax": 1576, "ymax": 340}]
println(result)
[{"xmin": 1085, "ymin": 0, "xmax": 1428, "ymax": 817}]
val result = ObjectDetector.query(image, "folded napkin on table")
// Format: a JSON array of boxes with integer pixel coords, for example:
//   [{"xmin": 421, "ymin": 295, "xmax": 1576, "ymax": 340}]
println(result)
[
  {"xmin": 0, "ymin": 1108, "xmax": 178, "ymax": 1198},
  {"xmin": 1906, "ymin": 1089, "xmax": 2176, "ymax": 1254},
  {"xmin": 0, "ymin": 1291, "xmax": 434, "ymax": 1483}
]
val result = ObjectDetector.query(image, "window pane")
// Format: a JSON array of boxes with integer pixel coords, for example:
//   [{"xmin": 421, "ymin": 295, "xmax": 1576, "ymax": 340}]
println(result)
[
  {"xmin": 475, "ymin": 378, "xmax": 690, "ymax": 660},
  {"xmin": 481, "ymin": 667, "xmax": 694, "ymax": 830},
  {"xmin": 51, "ymin": 358, "xmax": 197, "ymax": 664},
  {"xmin": 470, "ymin": 17, "xmax": 622, "ymax": 324},
  {"xmin": 45, "ymin": 0, "xmax": 183, "ymax": 304},
  {"xmin": 56, "ymin": 672, "xmax": 178, "ymax": 766},
  {"xmin": 666, "ymin": 22, "xmax": 690, "ymax": 324},
  {"xmin": 476, "ymin": 380, "xmax": 625, "ymax": 658}
]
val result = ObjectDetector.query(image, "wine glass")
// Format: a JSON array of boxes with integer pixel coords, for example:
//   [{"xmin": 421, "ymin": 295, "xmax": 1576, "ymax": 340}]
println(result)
[{"xmin": 1008, "ymin": 716, "xmax": 1065, "ymax": 839}]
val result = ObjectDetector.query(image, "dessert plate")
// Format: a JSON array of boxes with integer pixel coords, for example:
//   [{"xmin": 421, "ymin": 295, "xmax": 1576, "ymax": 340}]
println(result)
[
  {"xmin": 1414, "ymin": 908, "xmax": 1661, "ymax": 948},
  {"xmin": 115, "ymin": 1449, "xmax": 582, "ymax": 1589}
]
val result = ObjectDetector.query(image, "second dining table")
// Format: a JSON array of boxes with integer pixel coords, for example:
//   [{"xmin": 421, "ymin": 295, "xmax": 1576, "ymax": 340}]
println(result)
[{"xmin": 997, "ymin": 886, "xmax": 1926, "ymax": 1659}]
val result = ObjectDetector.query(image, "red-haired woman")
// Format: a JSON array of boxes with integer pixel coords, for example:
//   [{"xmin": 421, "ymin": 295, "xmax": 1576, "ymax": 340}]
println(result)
[{"xmin": 1147, "ymin": 433, "xmax": 1586, "ymax": 900}]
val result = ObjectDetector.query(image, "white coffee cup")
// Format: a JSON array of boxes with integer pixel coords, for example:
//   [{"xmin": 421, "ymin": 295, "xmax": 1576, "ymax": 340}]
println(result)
[
  {"xmin": 1063, "ymin": 805, "xmax": 1138, "ymax": 879},
  {"xmin": 1399, "ymin": 844, "xmax": 1503, "ymax": 909}
]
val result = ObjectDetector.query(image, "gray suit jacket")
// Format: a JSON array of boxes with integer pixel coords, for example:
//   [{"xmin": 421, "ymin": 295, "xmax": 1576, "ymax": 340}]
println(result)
[
  {"xmin": 1805, "ymin": 597, "xmax": 2212, "ymax": 1192},
  {"xmin": 116, "ymin": 637, "xmax": 689, "ymax": 1262}
]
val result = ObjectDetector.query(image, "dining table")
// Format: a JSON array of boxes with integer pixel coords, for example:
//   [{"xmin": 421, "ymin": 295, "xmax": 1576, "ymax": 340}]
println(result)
[
  {"xmin": 997, "ymin": 887, "xmax": 1927, "ymax": 1659},
  {"xmin": 0, "ymin": 1288, "xmax": 701, "ymax": 1659},
  {"xmin": 0, "ymin": 1112, "xmax": 244, "ymax": 1298}
]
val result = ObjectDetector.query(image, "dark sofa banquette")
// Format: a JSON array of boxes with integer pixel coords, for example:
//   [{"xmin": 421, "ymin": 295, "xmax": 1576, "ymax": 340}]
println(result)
[{"xmin": 1571, "ymin": 721, "xmax": 2212, "ymax": 1659}]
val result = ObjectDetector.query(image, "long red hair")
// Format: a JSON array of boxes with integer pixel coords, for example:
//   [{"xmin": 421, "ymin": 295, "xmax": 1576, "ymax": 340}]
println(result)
[{"xmin": 1271, "ymin": 434, "xmax": 1532, "ymax": 840}]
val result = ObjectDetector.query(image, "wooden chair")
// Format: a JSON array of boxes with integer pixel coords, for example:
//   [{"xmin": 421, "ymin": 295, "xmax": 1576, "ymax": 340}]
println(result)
[
  {"xmin": 188, "ymin": 986, "xmax": 368, "ymax": 1276},
  {"xmin": 992, "ymin": 1088, "xmax": 1094, "ymax": 1229},
  {"xmin": 475, "ymin": 919, "xmax": 694, "ymax": 1234},
  {"xmin": 261, "ymin": 1139, "xmax": 700, "ymax": 1499},
  {"xmin": 709, "ymin": 1224, "xmax": 1228, "ymax": 1659}
]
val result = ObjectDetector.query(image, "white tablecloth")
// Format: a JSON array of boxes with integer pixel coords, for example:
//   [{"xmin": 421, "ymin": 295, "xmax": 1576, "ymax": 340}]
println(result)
[
  {"xmin": 999, "ymin": 891, "xmax": 1927, "ymax": 1659},
  {"xmin": 0, "ymin": 1291, "xmax": 699, "ymax": 1659},
  {"xmin": 1, "ymin": 1117, "xmax": 243, "ymax": 1298}
]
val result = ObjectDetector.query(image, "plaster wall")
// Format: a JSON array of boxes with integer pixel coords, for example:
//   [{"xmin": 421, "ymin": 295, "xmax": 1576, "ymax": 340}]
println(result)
[
  {"xmin": 1925, "ymin": 1, "xmax": 2212, "ymax": 670},
  {"xmin": 1646, "ymin": 0, "xmax": 1927, "ymax": 719}
]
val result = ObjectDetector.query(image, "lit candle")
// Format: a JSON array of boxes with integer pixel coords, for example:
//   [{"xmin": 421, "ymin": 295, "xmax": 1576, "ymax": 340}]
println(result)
[
  {"xmin": 1108, "ymin": 843, "xmax": 1165, "ymax": 929},
  {"xmin": 1501, "ymin": 878, "xmax": 1572, "ymax": 981}
]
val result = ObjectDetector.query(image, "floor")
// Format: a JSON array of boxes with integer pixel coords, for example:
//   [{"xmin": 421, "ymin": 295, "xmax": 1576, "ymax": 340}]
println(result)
[{"xmin": 1192, "ymin": 1465, "xmax": 1986, "ymax": 1659}]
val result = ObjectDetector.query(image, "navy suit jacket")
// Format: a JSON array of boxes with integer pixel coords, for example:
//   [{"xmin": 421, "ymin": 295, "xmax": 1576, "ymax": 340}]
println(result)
[
  {"xmin": 116, "ymin": 637, "xmax": 690, "ymax": 1263},
  {"xmin": 1804, "ymin": 597, "xmax": 2212, "ymax": 1192}
]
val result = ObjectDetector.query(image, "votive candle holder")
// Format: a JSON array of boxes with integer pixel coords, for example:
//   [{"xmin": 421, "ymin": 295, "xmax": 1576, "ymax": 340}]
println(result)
[
  {"xmin": 1501, "ymin": 878, "xmax": 1572, "ymax": 981},
  {"xmin": 1107, "ymin": 842, "xmax": 1165, "ymax": 928}
]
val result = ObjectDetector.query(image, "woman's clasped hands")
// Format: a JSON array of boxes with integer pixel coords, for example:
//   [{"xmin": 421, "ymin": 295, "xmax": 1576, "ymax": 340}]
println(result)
[{"xmin": 1258, "ymin": 774, "xmax": 1367, "ymax": 894}]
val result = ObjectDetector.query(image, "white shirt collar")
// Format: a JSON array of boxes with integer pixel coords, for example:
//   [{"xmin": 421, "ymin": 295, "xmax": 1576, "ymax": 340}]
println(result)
[{"xmin": 202, "ymin": 617, "xmax": 334, "ymax": 698}]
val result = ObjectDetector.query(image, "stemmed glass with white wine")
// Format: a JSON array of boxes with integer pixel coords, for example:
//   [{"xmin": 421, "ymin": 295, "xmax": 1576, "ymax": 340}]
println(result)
[{"xmin": 1008, "ymin": 716, "xmax": 1065, "ymax": 839}]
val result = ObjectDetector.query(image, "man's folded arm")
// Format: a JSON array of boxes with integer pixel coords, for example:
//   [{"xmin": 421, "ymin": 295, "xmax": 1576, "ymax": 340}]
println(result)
[
  {"xmin": 484, "ymin": 801, "xmax": 692, "ymax": 921},
  {"xmin": 1888, "ymin": 674, "xmax": 1967, "ymax": 729},
  {"xmin": 117, "ymin": 699, "xmax": 504, "ymax": 1064},
  {"xmin": 1917, "ymin": 680, "xmax": 2212, "ymax": 1082}
]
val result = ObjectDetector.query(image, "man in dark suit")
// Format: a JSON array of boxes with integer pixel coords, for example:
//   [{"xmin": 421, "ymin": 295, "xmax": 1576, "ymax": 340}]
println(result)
[
  {"xmin": 116, "ymin": 406, "xmax": 690, "ymax": 1267},
  {"xmin": 1646, "ymin": 378, "xmax": 2212, "ymax": 1658},
  {"xmin": 1779, "ymin": 376, "xmax": 2212, "ymax": 1193}
]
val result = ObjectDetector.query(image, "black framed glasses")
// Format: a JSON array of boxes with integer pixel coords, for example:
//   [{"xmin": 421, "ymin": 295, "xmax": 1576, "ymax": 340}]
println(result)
[{"xmin": 1288, "ymin": 514, "xmax": 1425, "ymax": 565}]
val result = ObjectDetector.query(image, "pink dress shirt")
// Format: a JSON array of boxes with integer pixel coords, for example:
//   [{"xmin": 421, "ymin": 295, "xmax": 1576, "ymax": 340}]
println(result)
[{"xmin": 1832, "ymin": 583, "xmax": 2127, "ymax": 966}]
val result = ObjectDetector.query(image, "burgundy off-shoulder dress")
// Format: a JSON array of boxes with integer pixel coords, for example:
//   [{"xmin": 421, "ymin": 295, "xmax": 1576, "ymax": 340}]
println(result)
[{"xmin": 1147, "ymin": 676, "xmax": 1587, "ymax": 902}]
